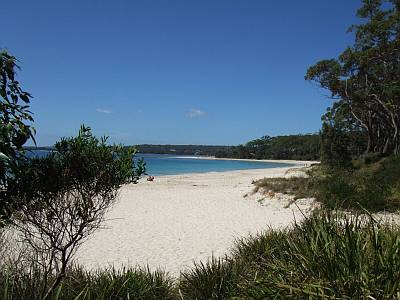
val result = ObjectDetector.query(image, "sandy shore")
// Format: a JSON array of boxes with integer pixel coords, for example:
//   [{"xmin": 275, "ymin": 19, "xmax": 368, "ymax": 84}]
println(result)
[
  {"xmin": 174, "ymin": 155, "xmax": 319, "ymax": 167},
  {"xmin": 77, "ymin": 164, "xmax": 315, "ymax": 276}
]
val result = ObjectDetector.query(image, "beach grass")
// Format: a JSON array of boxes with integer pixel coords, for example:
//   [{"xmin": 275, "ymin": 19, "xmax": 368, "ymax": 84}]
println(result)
[
  {"xmin": 0, "ymin": 266, "xmax": 176, "ymax": 300},
  {"xmin": 178, "ymin": 211, "xmax": 400, "ymax": 299},
  {"xmin": 1, "ymin": 210, "xmax": 400, "ymax": 299}
]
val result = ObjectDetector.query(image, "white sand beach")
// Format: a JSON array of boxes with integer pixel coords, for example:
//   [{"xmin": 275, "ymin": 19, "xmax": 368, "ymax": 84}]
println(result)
[{"xmin": 77, "ymin": 164, "xmax": 316, "ymax": 276}]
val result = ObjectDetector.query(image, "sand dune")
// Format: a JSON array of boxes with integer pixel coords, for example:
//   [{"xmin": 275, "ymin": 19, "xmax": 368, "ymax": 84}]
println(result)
[{"xmin": 77, "ymin": 165, "xmax": 315, "ymax": 276}]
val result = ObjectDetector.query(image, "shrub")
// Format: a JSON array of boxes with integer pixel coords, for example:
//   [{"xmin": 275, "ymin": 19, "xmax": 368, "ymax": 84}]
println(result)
[
  {"xmin": 6, "ymin": 125, "xmax": 145, "ymax": 298},
  {"xmin": 317, "ymin": 156, "xmax": 400, "ymax": 211}
]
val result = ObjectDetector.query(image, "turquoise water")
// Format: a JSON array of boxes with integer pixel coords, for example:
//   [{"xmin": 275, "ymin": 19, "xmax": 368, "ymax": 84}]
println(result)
[
  {"xmin": 136, "ymin": 154, "xmax": 291, "ymax": 176},
  {"xmin": 26, "ymin": 151, "xmax": 292, "ymax": 176}
]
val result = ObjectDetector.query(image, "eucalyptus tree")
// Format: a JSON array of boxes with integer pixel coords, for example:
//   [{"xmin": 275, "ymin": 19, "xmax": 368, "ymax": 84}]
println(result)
[{"xmin": 306, "ymin": 0, "xmax": 400, "ymax": 156}]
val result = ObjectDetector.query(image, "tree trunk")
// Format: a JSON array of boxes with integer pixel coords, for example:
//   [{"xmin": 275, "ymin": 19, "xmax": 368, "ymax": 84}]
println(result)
[{"xmin": 42, "ymin": 252, "xmax": 67, "ymax": 300}]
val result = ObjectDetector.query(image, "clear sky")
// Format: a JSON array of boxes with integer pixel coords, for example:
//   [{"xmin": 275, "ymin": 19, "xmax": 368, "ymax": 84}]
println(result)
[{"xmin": 2, "ymin": 1, "xmax": 362, "ymax": 146}]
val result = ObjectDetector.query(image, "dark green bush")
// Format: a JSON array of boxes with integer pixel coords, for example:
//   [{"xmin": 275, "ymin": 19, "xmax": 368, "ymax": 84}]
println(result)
[
  {"xmin": 317, "ymin": 156, "xmax": 400, "ymax": 211},
  {"xmin": 352, "ymin": 152, "xmax": 383, "ymax": 168}
]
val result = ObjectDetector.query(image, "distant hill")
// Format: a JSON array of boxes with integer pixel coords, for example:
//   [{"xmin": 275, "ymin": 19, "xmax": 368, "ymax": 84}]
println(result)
[
  {"xmin": 24, "ymin": 146, "xmax": 55, "ymax": 151},
  {"xmin": 135, "ymin": 144, "xmax": 230, "ymax": 156}
]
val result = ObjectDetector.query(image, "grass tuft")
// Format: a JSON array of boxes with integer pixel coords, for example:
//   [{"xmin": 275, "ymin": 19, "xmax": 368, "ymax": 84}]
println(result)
[
  {"xmin": 177, "ymin": 211, "xmax": 400, "ymax": 299},
  {"xmin": 179, "ymin": 256, "xmax": 245, "ymax": 300},
  {"xmin": 0, "ymin": 265, "xmax": 176, "ymax": 300}
]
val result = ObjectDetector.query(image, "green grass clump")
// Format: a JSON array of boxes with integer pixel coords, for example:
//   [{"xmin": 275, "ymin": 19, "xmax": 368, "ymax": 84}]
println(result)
[
  {"xmin": 61, "ymin": 267, "xmax": 176, "ymax": 300},
  {"xmin": 0, "ymin": 266, "xmax": 176, "ymax": 300},
  {"xmin": 179, "ymin": 257, "xmax": 246, "ymax": 299},
  {"xmin": 255, "ymin": 176, "xmax": 315, "ymax": 200},
  {"xmin": 1, "ymin": 211, "xmax": 400, "ymax": 299},
  {"xmin": 178, "ymin": 211, "xmax": 400, "ymax": 299}
]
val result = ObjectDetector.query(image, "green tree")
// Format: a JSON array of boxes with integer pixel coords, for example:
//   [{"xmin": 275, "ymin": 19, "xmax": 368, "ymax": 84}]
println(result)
[
  {"xmin": 0, "ymin": 50, "xmax": 35, "ymax": 222},
  {"xmin": 320, "ymin": 123, "xmax": 353, "ymax": 167},
  {"xmin": 8, "ymin": 125, "xmax": 145, "ymax": 299},
  {"xmin": 306, "ymin": 0, "xmax": 400, "ymax": 156}
]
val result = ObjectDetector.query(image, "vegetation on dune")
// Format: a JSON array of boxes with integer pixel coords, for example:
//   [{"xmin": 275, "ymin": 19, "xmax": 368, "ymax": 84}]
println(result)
[
  {"xmin": 179, "ymin": 211, "xmax": 400, "ymax": 299},
  {"xmin": 254, "ymin": 176, "xmax": 315, "ymax": 201},
  {"xmin": 255, "ymin": 155, "xmax": 400, "ymax": 211},
  {"xmin": 2, "ymin": 212, "xmax": 399, "ymax": 299},
  {"xmin": 0, "ymin": 265, "xmax": 175, "ymax": 300}
]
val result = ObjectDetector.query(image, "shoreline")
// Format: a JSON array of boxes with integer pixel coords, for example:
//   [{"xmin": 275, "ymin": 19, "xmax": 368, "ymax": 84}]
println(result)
[
  {"xmin": 191, "ymin": 156, "xmax": 319, "ymax": 166},
  {"xmin": 77, "ymin": 164, "xmax": 315, "ymax": 276}
]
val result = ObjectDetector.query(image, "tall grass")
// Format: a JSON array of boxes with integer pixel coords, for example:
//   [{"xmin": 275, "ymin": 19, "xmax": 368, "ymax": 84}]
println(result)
[
  {"xmin": 179, "ymin": 257, "xmax": 246, "ymax": 300},
  {"xmin": 254, "ymin": 176, "xmax": 315, "ymax": 200},
  {"xmin": 179, "ymin": 211, "xmax": 400, "ymax": 299},
  {"xmin": 1, "ymin": 211, "xmax": 400, "ymax": 299},
  {"xmin": 0, "ymin": 266, "xmax": 176, "ymax": 300}
]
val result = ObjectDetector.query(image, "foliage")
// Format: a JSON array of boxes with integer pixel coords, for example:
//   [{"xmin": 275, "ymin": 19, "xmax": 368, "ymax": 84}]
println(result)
[
  {"xmin": 6, "ymin": 125, "xmax": 145, "ymax": 299},
  {"xmin": 0, "ymin": 265, "xmax": 175, "ymax": 300},
  {"xmin": 254, "ymin": 176, "xmax": 316, "ymax": 200},
  {"xmin": 255, "ymin": 155, "xmax": 400, "ymax": 211},
  {"xmin": 0, "ymin": 50, "xmax": 35, "ymax": 223},
  {"xmin": 306, "ymin": 0, "xmax": 400, "ymax": 156},
  {"xmin": 136, "ymin": 144, "xmax": 228, "ymax": 156},
  {"xmin": 320, "ymin": 122, "xmax": 355, "ymax": 167},
  {"xmin": 318, "ymin": 155, "xmax": 400, "ymax": 211},
  {"xmin": 2, "ymin": 211, "xmax": 400, "ymax": 299},
  {"xmin": 179, "ymin": 257, "xmax": 245, "ymax": 300},
  {"xmin": 177, "ymin": 211, "xmax": 400, "ymax": 299},
  {"xmin": 215, "ymin": 134, "xmax": 320, "ymax": 161}
]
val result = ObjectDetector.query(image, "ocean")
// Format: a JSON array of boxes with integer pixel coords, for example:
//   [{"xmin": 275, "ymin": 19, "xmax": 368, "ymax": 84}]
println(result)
[
  {"xmin": 136, "ymin": 153, "xmax": 291, "ymax": 176},
  {"xmin": 26, "ymin": 151, "xmax": 292, "ymax": 176}
]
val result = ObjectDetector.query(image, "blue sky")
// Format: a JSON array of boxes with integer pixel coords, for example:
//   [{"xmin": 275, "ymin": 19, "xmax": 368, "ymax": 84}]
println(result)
[{"xmin": 3, "ymin": 1, "xmax": 361, "ymax": 146}]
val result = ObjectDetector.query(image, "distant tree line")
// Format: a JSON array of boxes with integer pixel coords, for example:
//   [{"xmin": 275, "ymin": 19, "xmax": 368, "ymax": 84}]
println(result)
[
  {"xmin": 135, "ymin": 135, "xmax": 321, "ymax": 160},
  {"xmin": 26, "ymin": 139, "xmax": 322, "ymax": 161},
  {"xmin": 214, "ymin": 134, "xmax": 321, "ymax": 160},
  {"xmin": 135, "ymin": 144, "xmax": 227, "ymax": 156}
]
